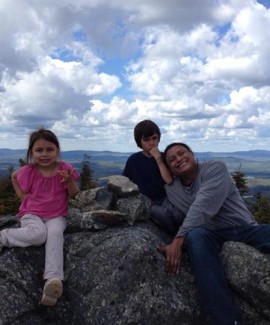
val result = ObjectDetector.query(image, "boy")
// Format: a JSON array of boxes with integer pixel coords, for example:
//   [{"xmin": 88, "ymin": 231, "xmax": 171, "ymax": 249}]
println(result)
[{"xmin": 123, "ymin": 120, "xmax": 179, "ymax": 234}]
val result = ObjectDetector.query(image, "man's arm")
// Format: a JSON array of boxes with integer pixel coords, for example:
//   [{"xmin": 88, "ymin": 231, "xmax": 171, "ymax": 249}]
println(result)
[
  {"xmin": 167, "ymin": 161, "xmax": 233, "ymax": 237},
  {"xmin": 150, "ymin": 147, "xmax": 173, "ymax": 184},
  {"xmin": 157, "ymin": 161, "xmax": 234, "ymax": 274}
]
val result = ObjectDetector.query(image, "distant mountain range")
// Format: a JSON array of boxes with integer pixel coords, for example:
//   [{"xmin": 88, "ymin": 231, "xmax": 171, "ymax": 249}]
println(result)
[
  {"xmin": 195, "ymin": 150, "xmax": 270, "ymax": 161},
  {"xmin": 0, "ymin": 148, "xmax": 270, "ymax": 184}
]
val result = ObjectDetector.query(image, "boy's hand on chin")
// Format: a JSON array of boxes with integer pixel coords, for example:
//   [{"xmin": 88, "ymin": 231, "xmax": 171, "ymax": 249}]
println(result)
[{"xmin": 149, "ymin": 147, "xmax": 161, "ymax": 160}]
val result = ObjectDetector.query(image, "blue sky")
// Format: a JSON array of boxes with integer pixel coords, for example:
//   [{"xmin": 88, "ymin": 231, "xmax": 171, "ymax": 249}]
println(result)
[{"xmin": 0, "ymin": 0, "xmax": 270, "ymax": 153}]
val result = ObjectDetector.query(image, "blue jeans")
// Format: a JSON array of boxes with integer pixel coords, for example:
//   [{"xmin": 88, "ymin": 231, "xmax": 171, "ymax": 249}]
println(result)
[{"xmin": 185, "ymin": 225, "xmax": 270, "ymax": 325}]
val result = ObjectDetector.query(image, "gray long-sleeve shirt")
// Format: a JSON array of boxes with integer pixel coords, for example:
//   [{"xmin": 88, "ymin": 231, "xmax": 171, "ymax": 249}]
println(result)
[{"xmin": 165, "ymin": 160, "xmax": 257, "ymax": 237}]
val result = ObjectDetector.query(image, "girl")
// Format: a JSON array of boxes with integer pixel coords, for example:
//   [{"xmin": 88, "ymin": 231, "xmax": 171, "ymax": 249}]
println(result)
[{"xmin": 0, "ymin": 128, "xmax": 80, "ymax": 306}]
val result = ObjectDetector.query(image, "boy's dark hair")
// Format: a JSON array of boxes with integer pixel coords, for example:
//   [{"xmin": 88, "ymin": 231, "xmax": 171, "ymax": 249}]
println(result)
[
  {"xmin": 134, "ymin": 120, "xmax": 161, "ymax": 148},
  {"xmin": 26, "ymin": 128, "xmax": 60, "ymax": 163},
  {"xmin": 164, "ymin": 142, "xmax": 193, "ymax": 158}
]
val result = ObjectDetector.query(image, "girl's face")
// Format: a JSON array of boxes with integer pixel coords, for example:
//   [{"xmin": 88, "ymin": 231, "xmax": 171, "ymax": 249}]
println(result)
[
  {"xmin": 31, "ymin": 139, "xmax": 59, "ymax": 168},
  {"xmin": 140, "ymin": 133, "xmax": 160, "ymax": 156}
]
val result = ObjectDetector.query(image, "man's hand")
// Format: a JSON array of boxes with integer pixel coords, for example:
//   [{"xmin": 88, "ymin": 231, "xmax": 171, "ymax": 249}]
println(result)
[{"xmin": 157, "ymin": 237, "xmax": 185, "ymax": 274}]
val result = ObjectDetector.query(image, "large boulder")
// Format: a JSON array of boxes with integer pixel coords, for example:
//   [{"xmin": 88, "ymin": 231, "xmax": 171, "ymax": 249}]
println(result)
[{"xmin": 0, "ymin": 176, "xmax": 270, "ymax": 325}]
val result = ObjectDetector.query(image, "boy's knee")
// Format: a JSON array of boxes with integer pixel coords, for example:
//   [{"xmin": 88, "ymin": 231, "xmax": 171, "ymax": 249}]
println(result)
[{"xmin": 150, "ymin": 205, "xmax": 166, "ymax": 221}]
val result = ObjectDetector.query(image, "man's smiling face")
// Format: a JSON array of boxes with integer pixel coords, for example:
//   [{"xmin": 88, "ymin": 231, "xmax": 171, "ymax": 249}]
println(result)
[{"xmin": 165, "ymin": 145, "xmax": 196, "ymax": 177}]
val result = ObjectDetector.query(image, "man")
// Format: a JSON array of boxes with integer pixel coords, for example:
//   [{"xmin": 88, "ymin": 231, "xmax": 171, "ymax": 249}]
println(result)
[{"xmin": 158, "ymin": 142, "xmax": 270, "ymax": 325}]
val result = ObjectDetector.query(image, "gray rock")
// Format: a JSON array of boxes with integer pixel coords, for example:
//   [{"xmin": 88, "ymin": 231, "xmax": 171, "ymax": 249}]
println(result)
[
  {"xmin": 221, "ymin": 241, "xmax": 270, "ymax": 324},
  {"xmin": 81, "ymin": 209, "xmax": 126, "ymax": 230},
  {"xmin": 0, "ymin": 220, "xmax": 204, "ymax": 325},
  {"xmin": 107, "ymin": 175, "xmax": 140, "ymax": 197},
  {"xmin": 74, "ymin": 176, "xmax": 150, "ymax": 226},
  {"xmin": 1, "ymin": 177, "xmax": 270, "ymax": 324},
  {"xmin": 75, "ymin": 187, "xmax": 114, "ymax": 212},
  {"xmin": 116, "ymin": 194, "xmax": 151, "ymax": 225},
  {"xmin": 1, "ymin": 217, "xmax": 270, "ymax": 324}
]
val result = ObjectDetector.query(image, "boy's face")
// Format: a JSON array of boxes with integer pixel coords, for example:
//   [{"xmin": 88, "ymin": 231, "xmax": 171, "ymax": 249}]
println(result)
[{"xmin": 140, "ymin": 133, "xmax": 160, "ymax": 154}]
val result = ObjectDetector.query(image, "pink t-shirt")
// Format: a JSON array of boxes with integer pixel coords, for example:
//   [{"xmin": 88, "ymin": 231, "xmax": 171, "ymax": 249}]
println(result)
[{"xmin": 17, "ymin": 161, "xmax": 80, "ymax": 218}]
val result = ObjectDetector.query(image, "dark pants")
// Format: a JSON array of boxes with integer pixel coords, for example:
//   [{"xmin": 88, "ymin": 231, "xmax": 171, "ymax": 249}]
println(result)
[
  {"xmin": 150, "ymin": 198, "xmax": 183, "ymax": 236},
  {"xmin": 185, "ymin": 225, "xmax": 270, "ymax": 325}
]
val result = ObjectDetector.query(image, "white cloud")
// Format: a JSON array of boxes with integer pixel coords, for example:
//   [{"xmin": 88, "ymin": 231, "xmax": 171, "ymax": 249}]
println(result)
[{"xmin": 0, "ymin": 0, "xmax": 270, "ymax": 152}]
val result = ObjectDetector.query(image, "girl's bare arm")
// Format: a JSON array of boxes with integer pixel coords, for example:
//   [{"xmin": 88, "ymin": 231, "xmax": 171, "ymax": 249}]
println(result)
[{"xmin": 11, "ymin": 170, "xmax": 28, "ymax": 201}]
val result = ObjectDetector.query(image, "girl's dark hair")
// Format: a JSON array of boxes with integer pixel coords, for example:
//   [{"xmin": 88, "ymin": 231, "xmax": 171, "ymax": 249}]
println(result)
[
  {"xmin": 26, "ymin": 128, "xmax": 60, "ymax": 163},
  {"xmin": 134, "ymin": 120, "xmax": 161, "ymax": 148},
  {"xmin": 164, "ymin": 142, "xmax": 193, "ymax": 158}
]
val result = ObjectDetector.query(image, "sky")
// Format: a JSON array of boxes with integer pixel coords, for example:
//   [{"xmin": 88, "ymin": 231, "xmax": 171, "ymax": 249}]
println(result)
[{"xmin": 0, "ymin": 0, "xmax": 270, "ymax": 153}]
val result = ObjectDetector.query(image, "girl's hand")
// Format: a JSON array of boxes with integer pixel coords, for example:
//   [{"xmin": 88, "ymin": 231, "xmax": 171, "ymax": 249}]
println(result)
[{"xmin": 58, "ymin": 169, "xmax": 74, "ymax": 184}]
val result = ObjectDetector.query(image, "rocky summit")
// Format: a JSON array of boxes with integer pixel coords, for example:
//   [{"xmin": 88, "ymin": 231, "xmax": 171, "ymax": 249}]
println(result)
[{"xmin": 0, "ymin": 175, "xmax": 270, "ymax": 325}]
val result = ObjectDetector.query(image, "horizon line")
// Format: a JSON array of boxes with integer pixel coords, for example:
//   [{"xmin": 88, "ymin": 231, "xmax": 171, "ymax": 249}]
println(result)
[{"xmin": 0, "ymin": 148, "xmax": 270, "ymax": 154}]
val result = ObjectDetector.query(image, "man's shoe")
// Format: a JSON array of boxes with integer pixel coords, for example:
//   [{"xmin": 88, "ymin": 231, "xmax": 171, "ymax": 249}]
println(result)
[{"xmin": 40, "ymin": 278, "xmax": 63, "ymax": 306}]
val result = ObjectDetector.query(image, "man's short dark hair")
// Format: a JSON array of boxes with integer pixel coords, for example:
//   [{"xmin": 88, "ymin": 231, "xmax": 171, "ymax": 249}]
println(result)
[
  {"xmin": 134, "ymin": 120, "xmax": 161, "ymax": 148},
  {"xmin": 164, "ymin": 142, "xmax": 193, "ymax": 158}
]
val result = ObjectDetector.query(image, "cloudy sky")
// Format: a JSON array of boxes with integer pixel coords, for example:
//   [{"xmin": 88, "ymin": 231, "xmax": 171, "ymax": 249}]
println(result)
[{"xmin": 0, "ymin": 0, "xmax": 270, "ymax": 153}]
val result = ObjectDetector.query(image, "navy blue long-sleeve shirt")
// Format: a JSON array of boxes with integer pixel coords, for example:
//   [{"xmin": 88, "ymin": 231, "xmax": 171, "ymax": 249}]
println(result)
[{"xmin": 122, "ymin": 151, "xmax": 166, "ymax": 202}]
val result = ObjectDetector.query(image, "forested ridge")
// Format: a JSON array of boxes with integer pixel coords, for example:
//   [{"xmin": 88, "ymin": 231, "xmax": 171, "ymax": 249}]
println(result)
[{"xmin": 0, "ymin": 157, "xmax": 269, "ymax": 223}]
